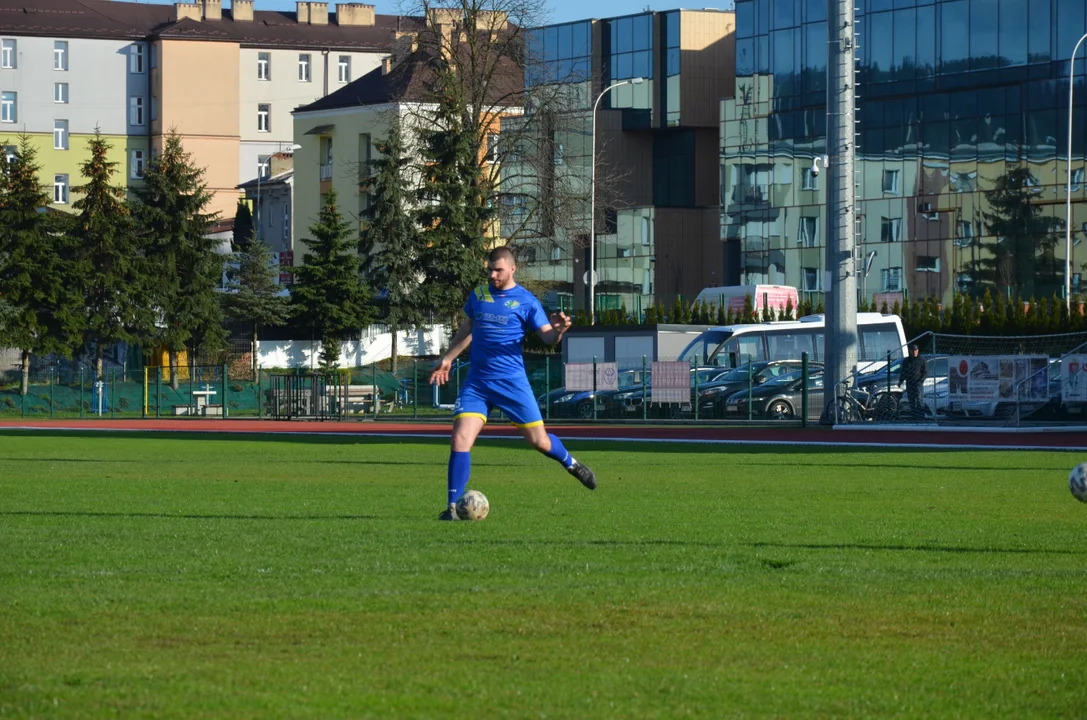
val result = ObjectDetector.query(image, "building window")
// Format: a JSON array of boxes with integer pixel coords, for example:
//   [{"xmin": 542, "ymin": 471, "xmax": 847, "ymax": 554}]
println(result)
[
  {"xmin": 487, "ymin": 133, "xmax": 499, "ymax": 162},
  {"xmin": 338, "ymin": 56, "xmax": 350, "ymax": 83},
  {"xmin": 880, "ymin": 266, "xmax": 902, "ymax": 292},
  {"xmin": 54, "ymin": 120, "xmax": 68, "ymax": 150},
  {"xmin": 283, "ymin": 208, "xmax": 290, "ymax": 240},
  {"xmin": 257, "ymin": 154, "xmax": 270, "ymax": 179},
  {"xmin": 298, "ymin": 53, "xmax": 311, "ymax": 82},
  {"xmin": 54, "ymin": 82, "xmax": 68, "ymax": 104},
  {"xmin": 130, "ymin": 96, "xmax": 144, "ymax": 126},
  {"xmin": 801, "ymin": 167, "xmax": 818, "ymax": 190},
  {"xmin": 131, "ymin": 149, "xmax": 145, "ymax": 179},
  {"xmin": 0, "ymin": 91, "xmax": 15, "ymax": 123},
  {"xmin": 882, "ymin": 169, "xmax": 900, "ymax": 195},
  {"xmin": 880, "ymin": 216, "xmax": 901, "ymax": 243},
  {"xmin": 1, "ymin": 39, "xmax": 15, "ymax": 69},
  {"xmin": 802, "ymin": 267, "xmax": 821, "ymax": 292},
  {"xmin": 797, "ymin": 216, "xmax": 818, "ymax": 247},
  {"xmin": 1072, "ymin": 168, "xmax": 1085, "ymax": 192},
  {"xmin": 954, "ymin": 220, "xmax": 977, "ymax": 247},
  {"xmin": 257, "ymin": 104, "xmax": 270, "ymax": 133},
  {"xmin": 54, "ymin": 41, "xmax": 68, "ymax": 71},
  {"xmin": 3, "ymin": 144, "xmax": 17, "ymax": 164},
  {"xmin": 257, "ymin": 52, "xmax": 270, "ymax": 80},
  {"xmin": 917, "ymin": 256, "xmax": 940, "ymax": 273},
  {"xmin": 130, "ymin": 44, "xmax": 145, "ymax": 74},
  {"xmin": 53, "ymin": 174, "xmax": 68, "ymax": 204},
  {"xmin": 554, "ymin": 142, "xmax": 565, "ymax": 166}
]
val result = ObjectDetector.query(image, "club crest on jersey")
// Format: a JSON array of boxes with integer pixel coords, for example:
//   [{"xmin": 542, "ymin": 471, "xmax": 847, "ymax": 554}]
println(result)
[{"xmin": 504, "ymin": 300, "xmax": 521, "ymax": 309}]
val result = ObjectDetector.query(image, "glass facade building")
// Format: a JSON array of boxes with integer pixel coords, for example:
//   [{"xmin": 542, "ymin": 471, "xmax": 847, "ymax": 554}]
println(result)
[{"xmin": 722, "ymin": 0, "xmax": 1087, "ymax": 307}]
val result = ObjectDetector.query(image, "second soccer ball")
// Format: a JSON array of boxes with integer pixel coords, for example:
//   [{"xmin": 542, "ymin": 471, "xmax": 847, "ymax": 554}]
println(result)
[{"xmin": 1069, "ymin": 463, "xmax": 1087, "ymax": 504}]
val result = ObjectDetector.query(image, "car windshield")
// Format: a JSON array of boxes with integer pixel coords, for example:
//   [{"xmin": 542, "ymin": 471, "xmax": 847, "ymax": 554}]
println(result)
[
  {"xmin": 765, "ymin": 370, "xmax": 805, "ymax": 386},
  {"xmin": 678, "ymin": 330, "xmax": 733, "ymax": 365}
]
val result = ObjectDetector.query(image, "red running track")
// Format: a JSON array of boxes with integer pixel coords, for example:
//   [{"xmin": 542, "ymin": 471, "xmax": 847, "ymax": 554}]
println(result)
[{"xmin": 1, "ymin": 418, "xmax": 1084, "ymax": 450}]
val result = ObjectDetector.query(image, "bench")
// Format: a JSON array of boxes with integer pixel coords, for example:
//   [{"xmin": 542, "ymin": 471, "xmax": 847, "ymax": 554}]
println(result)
[
  {"xmin": 330, "ymin": 384, "xmax": 382, "ymax": 415},
  {"xmin": 202, "ymin": 403, "xmax": 224, "ymax": 417},
  {"xmin": 172, "ymin": 404, "xmax": 193, "ymax": 416}
]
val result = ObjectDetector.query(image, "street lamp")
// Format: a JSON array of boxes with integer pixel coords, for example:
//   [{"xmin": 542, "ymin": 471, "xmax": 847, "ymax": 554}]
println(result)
[
  {"xmin": 1066, "ymin": 33, "xmax": 1087, "ymax": 312},
  {"xmin": 589, "ymin": 76, "xmax": 644, "ymax": 324}
]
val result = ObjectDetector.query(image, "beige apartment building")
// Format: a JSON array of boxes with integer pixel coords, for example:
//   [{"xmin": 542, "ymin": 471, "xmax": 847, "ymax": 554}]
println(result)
[{"xmin": 3, "ymin": 0, "xmax": 422, "ymax": 218}]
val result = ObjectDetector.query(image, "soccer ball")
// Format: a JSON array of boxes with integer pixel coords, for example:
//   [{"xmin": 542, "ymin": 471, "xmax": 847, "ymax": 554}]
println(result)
[
  {"xmin": 1069, "ymin": 463, "xmax": 1087, "ymax": 503},
  {"xmin": 456, "ymin": 490, "xmax": 490, "ymax": 521}
]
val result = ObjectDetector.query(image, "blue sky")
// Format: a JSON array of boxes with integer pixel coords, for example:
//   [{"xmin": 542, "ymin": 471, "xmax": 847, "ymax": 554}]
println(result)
[{"xmin": 136, "ymin": 0, "xmax": 732, "ymax": 26}]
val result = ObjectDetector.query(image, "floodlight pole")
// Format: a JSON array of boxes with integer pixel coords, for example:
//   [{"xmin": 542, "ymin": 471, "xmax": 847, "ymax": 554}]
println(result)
[{"xmin": 1066, "ymin": 33, "xmax": 1087, "ymax": 312}]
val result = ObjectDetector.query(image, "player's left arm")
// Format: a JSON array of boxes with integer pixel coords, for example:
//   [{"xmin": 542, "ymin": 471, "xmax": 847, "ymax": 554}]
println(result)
[{"xmin": 536, "ymin": 310, "xmax": 572, "ymax": 346}]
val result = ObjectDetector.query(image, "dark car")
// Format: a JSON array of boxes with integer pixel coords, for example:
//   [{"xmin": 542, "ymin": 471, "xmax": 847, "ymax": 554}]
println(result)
[
  {"xmin": 722, "ymin": 370, "xmax": 826, "ymax": 421},
  {"xmin": 604, "ymin": 367, "xmax": 729, "ymax": 419},
  {"xmin": 695, "ymin": 360, "xmax": 823, "ymax": 418},
  {"xmin": 855, "ymin": 355, "xmax": 949, "ymax": 394},
  {"xmin": 537, "ymin": 369, "xmax": 647, "ymax": 419}
]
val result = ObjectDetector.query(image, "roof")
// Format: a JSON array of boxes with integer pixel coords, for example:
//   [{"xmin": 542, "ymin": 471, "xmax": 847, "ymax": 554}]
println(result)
[
  {"xmin": 295, "ymin": 45, "xmax": 524, "ymax": 114},
  {"xmin": 237, "ymin": 169, "xmax": 293, "ymax": 190},
  {"xmin": 0, "ymin": 0, "xmax": 426, "ymax": 50}
]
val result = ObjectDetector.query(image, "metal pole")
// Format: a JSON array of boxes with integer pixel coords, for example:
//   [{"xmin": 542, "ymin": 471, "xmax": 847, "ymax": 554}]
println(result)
[
  {"xmin": 824, "ymin": 0, "xmax": 860, "ymax": 396},
  {"xmin": 1066, "ymin": 33, "xmax": 1087, "ymax": 312},
  {"xmin": 372, "ymin": 362, "xmax": 378, "ymax": 421},
  {"xmin": 592, "ymin": 356, "xmax": 598, "ymax": 421},
  {"xmin": 589, "ymin": 78, "xmax": 640, "ymax": 325},
  {"xmin": 641, "ymin": 355, "xmax": 647, "ymax": 421},
  {"xmin": 49, "ymin": 367, "xmax": 54, "ymax": 419},
  {"xmin": 156, "ymin": 366, "xmax": 162, "ymax": 419},
  {"xmin": 413, "ymin": 359, "xmax": 419, "ymax": 420},
  {"xmin": 545, "ymin": 355, "xmax": 551, "ymax": 421},
  {"xmin": 79, "ymin": 366, "xmax": 84, "ymax": 419}
]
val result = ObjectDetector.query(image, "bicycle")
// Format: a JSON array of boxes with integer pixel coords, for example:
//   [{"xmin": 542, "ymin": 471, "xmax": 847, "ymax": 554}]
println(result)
[{"xmin": 826, "ymin": 382, "xmax": 899, "ymax": 424}]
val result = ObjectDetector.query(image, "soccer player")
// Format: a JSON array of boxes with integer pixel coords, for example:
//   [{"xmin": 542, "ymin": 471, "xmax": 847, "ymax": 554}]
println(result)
[{"xmin": 429, "ymin": 246, "xmax": 597, "ymax": 520}]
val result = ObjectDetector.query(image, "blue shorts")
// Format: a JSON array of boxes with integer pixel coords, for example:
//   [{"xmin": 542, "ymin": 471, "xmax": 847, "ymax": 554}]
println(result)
[{"xmin": 454, "ymin": 374, "xmax": 543, "ymax": 427}]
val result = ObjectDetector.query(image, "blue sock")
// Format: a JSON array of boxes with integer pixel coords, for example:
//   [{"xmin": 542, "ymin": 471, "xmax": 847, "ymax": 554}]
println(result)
[
  {"xmin": 448, "ymin": 451, "xmax": 471, "ymax": 506},
  {"xmin": 543, "ymin": 434, "xmax": 574, "ymax": 469}
]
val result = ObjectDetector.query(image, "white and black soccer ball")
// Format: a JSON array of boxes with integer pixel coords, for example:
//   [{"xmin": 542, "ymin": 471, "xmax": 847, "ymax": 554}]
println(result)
[
  {"xmin": 456, "ymin": 490, "xmax": 490, "ymax": 521},
  {"xmin": 1069, "ymin": 463, "xmax": 1087, "ymax": 504}
]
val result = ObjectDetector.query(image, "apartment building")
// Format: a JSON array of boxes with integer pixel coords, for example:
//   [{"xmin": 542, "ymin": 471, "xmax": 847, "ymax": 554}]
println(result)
[
  {"xmin": 513, "ymin": 10, "xmax": 736, "ymax": 317},
  {"xmin": 0, "ymin": 0, "xmax": 420, "ymax": 218}
]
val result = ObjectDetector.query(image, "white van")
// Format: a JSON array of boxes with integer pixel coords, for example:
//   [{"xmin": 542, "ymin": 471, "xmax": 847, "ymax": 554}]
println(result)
[
  {"xmin": 693, "ymin": 285, "xmax": 800, "ymax": 315},
  {"xmin": 677, "ymin": 313, "xmax": 908, "ymax": 372}
]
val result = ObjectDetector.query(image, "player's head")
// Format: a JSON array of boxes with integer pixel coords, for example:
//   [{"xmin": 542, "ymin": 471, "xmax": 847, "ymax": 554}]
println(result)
[
  {"xmin": 487, "ymin": 246, "xmax": 516, "ymax": 290},
  {"xmin": 910, "ymin": 343, "xmax": 920, "ymax": 354}
]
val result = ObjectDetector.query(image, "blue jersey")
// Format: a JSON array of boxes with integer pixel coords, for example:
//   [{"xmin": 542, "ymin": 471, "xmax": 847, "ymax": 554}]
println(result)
[{"xmin": 464, "ymin": 283, "xmax": 549, "ymax": 380}]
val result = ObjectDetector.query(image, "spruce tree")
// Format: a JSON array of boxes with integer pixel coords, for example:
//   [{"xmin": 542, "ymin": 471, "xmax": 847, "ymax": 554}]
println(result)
[
  {"xmin": 132, "ymin": 131, "xmax": 224, "ymax": 388},
  {"xmin": 0, "ymin": 136, "xmax": 83, "ymax": 393},
  {"xmin": 416, "ymin": 67, "xmax": 491, "ymax": 324},
  {"xmin": 715, "ymin": 302, "xmax": 726, "ymax": 325},
  {"xmin": 979, "ymin": 288, "xmax": 995, "ymax": 334},
  {"xmin": 1010, "ymin": 293, "xmax": 1027, "ymax": 334},
  {"xmin": 70, "ymin": 131, "xmax": 156, "ymax": 379},
  {"xmin": 291, "ymin": 188, "xmax": 374, "ymax": 369},
  {"xmin": 226, "ymin": 234, "xmax": 289, "ymax": 377},
  {"xmin": 359, "ymin": 126, "xmax": 427, "ymax": 374},
  {"xmin": 992, "ymin": 291, "xmax": 1008, "ymax": 334},
  {"xmin": 233, "ymin": 199, "xmax": 254, "ymax": 252}
]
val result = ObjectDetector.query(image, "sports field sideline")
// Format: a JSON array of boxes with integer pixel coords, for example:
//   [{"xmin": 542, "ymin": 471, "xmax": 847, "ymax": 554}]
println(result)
[{"xmin": 1, "ymin": 425, "xmax": 1085, "ymax": 717}]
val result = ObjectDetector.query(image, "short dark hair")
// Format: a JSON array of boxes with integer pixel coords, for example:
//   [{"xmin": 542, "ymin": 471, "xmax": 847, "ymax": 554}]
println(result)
[
  {"xmin": 909, "ymin": 343, "xmax": 920, "ymax": 352},
  {"xmin": 488, "ymin": 246, "xmax": 515, "ymax": 265}
]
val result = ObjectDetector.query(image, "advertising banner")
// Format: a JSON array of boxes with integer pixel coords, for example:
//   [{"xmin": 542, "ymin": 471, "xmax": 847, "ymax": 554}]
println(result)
[
  {"xmin": 651, "ymin": 361, "xmax": 690, "ymax": 403},
  {"xmin": 1062, "ymin": 355, "xmax": 1087, "ymax": 403},
  {"xmin": 948, "ymin": 355, "xmax": 1049, "ymax": 403},
  {"xmin": 564, "ymin": 362, "xmax": 619, "ymax": 392}
]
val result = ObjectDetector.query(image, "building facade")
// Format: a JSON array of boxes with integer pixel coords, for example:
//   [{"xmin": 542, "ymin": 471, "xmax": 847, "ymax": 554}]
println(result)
[
  {"xmin": 722, "ymin": 0, "xmax": 1087, "ymax": 308},
  {"xmin": 513, "ymin": 10, "xmax": 736, "ymax": 317},
  {"xmin": 0, "ymin": 0, "xmax": 416, "ymax": 218}
]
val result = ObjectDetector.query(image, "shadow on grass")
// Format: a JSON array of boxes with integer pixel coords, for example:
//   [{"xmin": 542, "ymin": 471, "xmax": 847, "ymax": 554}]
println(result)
[{"xmin": 1, "ymin": 510, "xmax": 375, "ymax": 521}]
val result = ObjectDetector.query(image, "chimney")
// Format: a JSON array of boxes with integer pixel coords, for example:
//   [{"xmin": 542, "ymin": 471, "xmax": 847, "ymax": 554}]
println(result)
[
  {"xmin": 337, "ymin": 3, "xmax": 375, "ymax": 27},
  {"xmin": 201, "ymin": 0, "xmax": 222, "ymax": 20},
  {"xmin": 392, "ymin": 32, "xmax": 417, "ymax": 62},
  {"xmin": 232, "ymin": 0, "xmax": 253, "ymax": 21},
  {"xmin": 296, "ymin": 1, "xmax": 309, "ymax": 24},
  {"xmin": 308, "ymin": 1, "xmax": 329, "ymax": 25},
  {"xmin": 175, "ymin": 2, "xmax": 201, "ymax": 21}
]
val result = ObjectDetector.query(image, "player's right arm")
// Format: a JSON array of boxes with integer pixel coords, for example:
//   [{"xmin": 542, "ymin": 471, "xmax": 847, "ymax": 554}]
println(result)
[{"xmin": 430, "ymin": 318, "xmax": 473, "ymax": 386}]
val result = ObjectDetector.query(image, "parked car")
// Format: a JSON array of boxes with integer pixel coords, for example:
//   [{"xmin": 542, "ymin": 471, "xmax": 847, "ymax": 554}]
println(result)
[
  {"xmin": 695, "ymin": 360, "xmax": 822, "ymax": 418},
  {"xmin": 605, "ymin": 367, "xmax": 732, "ymax": 419},
  {"xmin": 722, "ymin": 370, "xmax": 827, "ymax": 421},
  {"xmin": 537, "ymin": 369, "xmax": 647, "ymax": 419}
]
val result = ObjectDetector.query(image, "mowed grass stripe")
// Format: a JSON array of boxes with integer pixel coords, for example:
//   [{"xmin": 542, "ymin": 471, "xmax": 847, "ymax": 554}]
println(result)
[{"xmin": 0, "ymin": 431, "xmax": 1085, "ymax": 718}]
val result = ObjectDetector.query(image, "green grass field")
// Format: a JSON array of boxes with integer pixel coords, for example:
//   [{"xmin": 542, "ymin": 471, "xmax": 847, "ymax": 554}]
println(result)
[{"xmin": 1, "ymin": 430, "xmax": 1085, "ymax": 718}]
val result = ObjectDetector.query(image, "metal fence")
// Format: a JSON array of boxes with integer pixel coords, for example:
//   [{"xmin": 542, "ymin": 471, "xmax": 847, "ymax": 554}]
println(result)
[{"xmin": 1, "ymin": 349, "xmax": 1085, "ymax": 428}]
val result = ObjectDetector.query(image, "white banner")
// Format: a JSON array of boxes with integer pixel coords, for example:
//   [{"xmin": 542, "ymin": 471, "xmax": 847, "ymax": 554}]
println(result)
[
  {"xmin": 651, "ymin": 361, "xmax": 690, "ymax": 403},
  {"xmin": 565, "ymin": 362, "xmax": 619, "ymax": 392},
  {"xmin": 948, "ymin": 355, "xmax": 1049, "ymax": 403},
  {"xmin": 564, "ymin": 363, "xmax": 595, "ymax": 392},
  {"xmin": 1062, "ymin": 355, "xmax": 1087, "ymax": 403}
]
